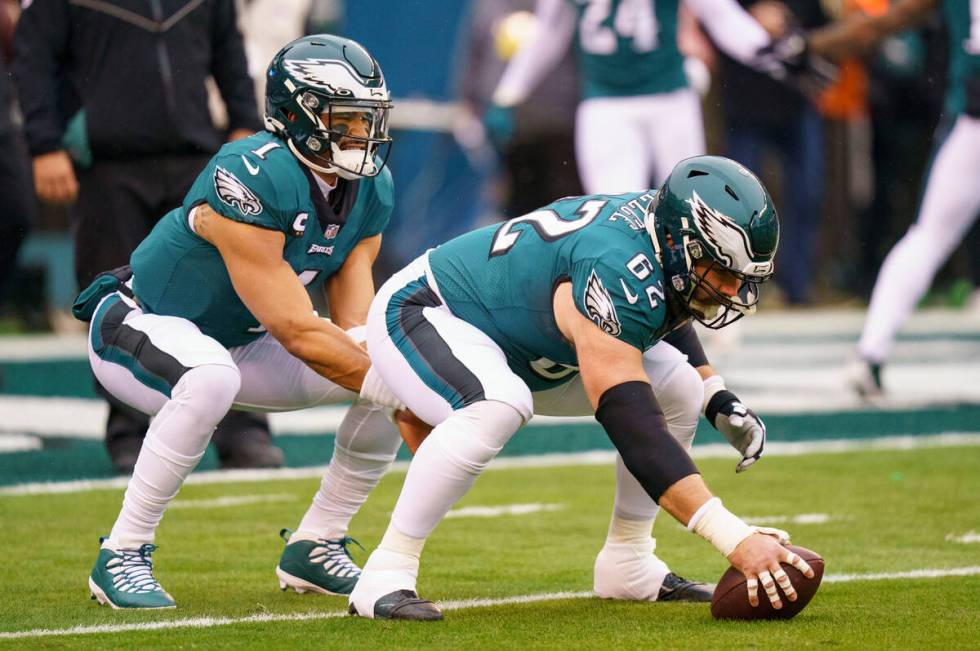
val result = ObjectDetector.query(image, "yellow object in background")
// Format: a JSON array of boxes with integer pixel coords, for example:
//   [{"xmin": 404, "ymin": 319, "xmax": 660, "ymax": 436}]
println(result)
[{"xmin": 493, "ymin": 10, "xmax": 538, "ymax": 61}]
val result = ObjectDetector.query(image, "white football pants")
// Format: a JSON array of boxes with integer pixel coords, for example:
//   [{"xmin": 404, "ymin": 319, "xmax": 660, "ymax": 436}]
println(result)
[
  {"xmin": 366, "ymin": 254, "xmax": 702, "ymax": 546},
  {"xmin": 858, "ymin": 114, "xmax": 980, "ymax": 363},
  {"xmin": 87, "ymin": 290, "xmax": 401, "ymax": 547},
  {"xmin": 575, "ymin": 88, "xmax": 706, "ymax": 194}
]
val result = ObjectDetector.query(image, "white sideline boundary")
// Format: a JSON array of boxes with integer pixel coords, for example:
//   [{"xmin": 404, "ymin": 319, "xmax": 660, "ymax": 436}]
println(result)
[
  {"xmin": 1, "ymin": 566, "xmax": 979, "ymax": 640},
  {"xmin": 2, "ymin": 432, "xmax": 979, "ymax": 497}
]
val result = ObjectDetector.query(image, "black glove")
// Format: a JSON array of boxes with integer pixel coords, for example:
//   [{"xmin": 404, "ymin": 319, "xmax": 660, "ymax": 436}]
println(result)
[{"xmin": 755, "ymin": 27, "xmax": 838, "ymax": 99}]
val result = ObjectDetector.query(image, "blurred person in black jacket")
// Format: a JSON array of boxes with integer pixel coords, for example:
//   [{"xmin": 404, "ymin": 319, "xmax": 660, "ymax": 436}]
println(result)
[
  {"xmin": 716, "ymin": 0, "xmax": 829, "ymax": 305},
  {"xmin": 12, "ymin": 0, "xmax": 281, "ymax": 473},
  {"xmin": 0, "ymin": 0, "xmax": 33, "ymax": 310}
]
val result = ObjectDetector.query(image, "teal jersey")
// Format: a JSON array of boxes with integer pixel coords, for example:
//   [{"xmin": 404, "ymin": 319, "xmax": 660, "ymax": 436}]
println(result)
[
  {"xmin": 572, "ymin": 0, "xmax": 686, "ymax": 99},
  {"xmin": 131, "ymin": 131, "xmax": 393, "ymax": 348},
  {"xmin": 943, "ymin": 0, "xmax": 980, "ymax": 115},
  {"xmin": 429, "ymin": 192, "xmax": 680, "ymax": 392}
]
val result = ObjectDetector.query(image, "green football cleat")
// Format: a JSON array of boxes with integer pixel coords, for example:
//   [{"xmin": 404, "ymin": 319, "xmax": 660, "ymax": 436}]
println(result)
[
  {"xmin": 88, "ymin": 541, "xmax": 176, "ymax": 609},
  {"xmin": 276, "ymin": 528, "xmax": 363, "ymax": 596}
]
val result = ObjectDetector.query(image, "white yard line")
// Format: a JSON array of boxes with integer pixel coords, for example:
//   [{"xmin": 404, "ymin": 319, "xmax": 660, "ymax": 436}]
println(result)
[
  {"xmin": 945, "ymin": 531, "xmax": 980, "ymax": 544},
  {"xmin": 0, "ymin": 434, "xmax": 41, "ymax": 452},
  {"xmin": 2, "ymin": 432, "xmax": 979, "ymax": 497},
  {"xmin": 446, "ymin": 503, "xmax": 564, "ymax": 518},
  {"xmin": 2, "ymin": 566, "xmax": 979, "ymax": 640},
  {"xmin": 745, "ymin": 513, "xmax": 836, "ymax": 525},
  {"xmin": 170, "ymin": 493, "xmax": 296, "ymax": 510}
]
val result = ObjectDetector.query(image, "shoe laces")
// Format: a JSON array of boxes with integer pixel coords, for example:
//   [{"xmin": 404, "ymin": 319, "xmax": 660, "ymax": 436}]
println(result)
[
  {"xmin": 310, "ymin": 536, "xmax": 364, "ymax": 576},
  {"xmin": 107, "ymin": 544, "xmax": 164, "ymax": 594}
]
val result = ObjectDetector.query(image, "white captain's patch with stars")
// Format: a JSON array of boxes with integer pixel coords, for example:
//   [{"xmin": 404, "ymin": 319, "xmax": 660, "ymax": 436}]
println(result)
[{"xmin": 214, "ymin": 166, "xmax": 263, "ymax": 216}]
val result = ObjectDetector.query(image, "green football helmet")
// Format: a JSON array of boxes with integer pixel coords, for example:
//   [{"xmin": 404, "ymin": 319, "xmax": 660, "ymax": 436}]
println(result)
[
  {"xmin": 644, "ymin": 156, "xmax": 780, "ymax": 329},
  {"xmin": 265, "ymin": 34, "xmax": 392, "ymax": 179}
]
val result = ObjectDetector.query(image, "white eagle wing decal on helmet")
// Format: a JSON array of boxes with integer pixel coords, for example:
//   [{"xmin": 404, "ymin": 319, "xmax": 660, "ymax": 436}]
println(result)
[
  {"xmin": 282, "ymin": 58, "xmax": 386, "ymax": 100},
  {"xmin": 687, "ymin": 191, "xmax": 769, "ymax": 275},
  {"xmin": 214, "ymin": 166, "xmax": 263, "ymax": 216},
  {"xmin": 584, "ymin": 269, "xmax": 622, "ymax": 336}
]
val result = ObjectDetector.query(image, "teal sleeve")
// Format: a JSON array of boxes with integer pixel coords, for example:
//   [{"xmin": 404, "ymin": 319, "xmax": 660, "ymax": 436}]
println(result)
[
  {"xmin": 570, "ymin": 250, "xmax": 666, "ymax": 351},
  {"xmin": 202, "ymin": 152, "xmax": 294, "ymax": 231}
]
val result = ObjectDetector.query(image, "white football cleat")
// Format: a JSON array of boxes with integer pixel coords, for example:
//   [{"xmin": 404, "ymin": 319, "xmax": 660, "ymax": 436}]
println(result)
[
  {"xmin": 348, "ymin": 547, "xmax": 429, "ymax": 619},
  {"xmin": 593, "ymin": 540, "xmax": 715, "ymax": 602},
  {"xmin": 845, "ymin": 357, "xmax": 884, "ymax": 400}
]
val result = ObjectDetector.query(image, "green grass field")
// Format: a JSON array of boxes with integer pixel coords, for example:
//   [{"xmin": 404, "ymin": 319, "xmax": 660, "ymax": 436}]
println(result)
[{"xmin": 1, "ymin": 444, "xmax": 978, "ymax": 649}]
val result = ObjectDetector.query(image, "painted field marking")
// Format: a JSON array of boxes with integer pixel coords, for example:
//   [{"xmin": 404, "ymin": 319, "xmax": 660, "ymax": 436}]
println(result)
[
  {"xmin": 170, "ymin": 494, "xmax": 296, "ymax": 510},
  {"xmin": 446, "ymin": 503, "xmax": 564, "ymax": 519},
  {"xmin": 0, "ymin": 434, "xmax": 41, "ymax": 453},
  {"xmin": 2, "ymin": 566, "xmax": 979, "ymax": 640},
  {"xmin": 2, "ymin": 432, "xmax": 979, "ymax": 497},
  {"xmin": 945, "ymin": 531, "xmax": 980, "ymax": 544},
  {"xmin": 746, "ymin": 513, "xmax": 836, "ymax": 526}
]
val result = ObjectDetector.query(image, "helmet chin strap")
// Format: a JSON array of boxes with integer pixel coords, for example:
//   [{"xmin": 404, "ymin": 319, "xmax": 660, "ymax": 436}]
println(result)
[{"xmin": 285, "ymin": 138, "xmax": 376, "ymax": 180}]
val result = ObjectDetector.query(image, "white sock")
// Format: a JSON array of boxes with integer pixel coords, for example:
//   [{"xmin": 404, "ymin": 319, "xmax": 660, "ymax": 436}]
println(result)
[
  {"xmin": 296, "ymin": 401, "xmax": 400, "ymax": 540},
  {"xmin": 108, "ymin": 365, "xmax": 239, "ymax": 548}
]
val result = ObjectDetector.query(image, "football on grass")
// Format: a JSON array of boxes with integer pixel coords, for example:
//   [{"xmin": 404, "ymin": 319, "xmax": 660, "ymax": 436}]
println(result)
[{"xmin": 711, "ymin": 545, "xmax": 824, "ymax": 620}]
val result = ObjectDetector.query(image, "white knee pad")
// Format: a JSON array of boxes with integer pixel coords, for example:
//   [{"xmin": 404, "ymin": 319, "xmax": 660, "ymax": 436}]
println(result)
[
  {"xmin": 425, "ymin": 400, "xmax": 525, "ymax": 474},
  {"xmin": 389, "ymin": 400, "xmax": 524, "ymax": 539},
  {"xmin": 151, "ymin": 364, "xmax": 241, "ymax": 459}
]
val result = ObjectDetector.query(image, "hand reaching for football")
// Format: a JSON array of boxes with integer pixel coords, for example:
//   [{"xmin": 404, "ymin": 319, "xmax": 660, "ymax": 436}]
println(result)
[{"xmin": 727, "ymin": 533, "xmax": 814, "ymax": 608}]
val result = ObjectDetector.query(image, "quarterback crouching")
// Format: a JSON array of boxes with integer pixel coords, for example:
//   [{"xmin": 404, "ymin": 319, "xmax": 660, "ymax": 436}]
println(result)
[
  {"xmin": 74, "ymin": 35, "xmax": 412, "ymax": 609},
  {"xmin": 349, "ymin": 156, "xmax": 814, "ymax": 620}
]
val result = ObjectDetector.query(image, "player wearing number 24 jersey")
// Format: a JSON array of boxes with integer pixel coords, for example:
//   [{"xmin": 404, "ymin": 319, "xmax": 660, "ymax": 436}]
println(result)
[{"xmin": 347, "ymin": 156, "xmax": 816, "ymax": 622}]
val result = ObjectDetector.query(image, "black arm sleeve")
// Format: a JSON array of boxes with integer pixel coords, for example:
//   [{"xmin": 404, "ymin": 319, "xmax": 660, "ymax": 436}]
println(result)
[
  {"xmin": 210, "ymin": 0, "xmax": 261, "ymax": 132},
  {"xmin": 11, "ymin": 0, "xmax": 71, "ymax": 155},
  {"xmin": 662, "ymin": 320, "xmax": 709, "ymax": 368},
  {"xmin": 595, "ymin": 381, "xmax": 700, "ymax": 503}
]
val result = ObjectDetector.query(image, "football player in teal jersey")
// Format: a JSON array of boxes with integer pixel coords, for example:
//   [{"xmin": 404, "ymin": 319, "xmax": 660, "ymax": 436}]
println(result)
[
  {"xmin": 489, "ymin": 0, "xmax": 834, "ymax": 194},
  {"xmin": 349, "ymin": 156, "xmax": 816, "ymax": 621},
  {"xmin": 73, "ymin": 35, "xmax": 412, "ymax": 609},
  {"xmin": 809, "ymin": 0, "xmax": 980, "ymax": 397}
]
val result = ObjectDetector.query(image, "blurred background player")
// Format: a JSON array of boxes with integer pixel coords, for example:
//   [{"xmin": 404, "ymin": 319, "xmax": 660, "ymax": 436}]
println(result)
[
  {"xmin": 349, "ymin": 156, "xmax": 812, "ymax": 620},
  {"xmin": 809, "ymin": 0, "xmax": 980, "ymax": 396},
  {"xmin": 714, "ymin": 0, "xmax": 830, "ymax": 305},
  {"xmin": 76, "ymin": 35, "xmax": 407, "ymax": 609},
  {"xmin": 455, "ymin": 0, "xmax": 583, "ymax": 221},
  {"xmin": 489, "ymin": 0, "xmax": 833, "ymax": 195},
  {"xmin": 11, "ymin": 0, "xmax": 279, "ymax": 472}
]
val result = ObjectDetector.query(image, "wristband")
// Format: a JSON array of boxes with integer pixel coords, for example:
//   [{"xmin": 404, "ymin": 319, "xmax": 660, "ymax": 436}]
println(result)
[
  {"xmin": 701, "ymin": 375, "xmax": 726, "ymax": 416},
  {"xmin": 687, "ymin": 497, "xmax": 755, "ymax": 558}
]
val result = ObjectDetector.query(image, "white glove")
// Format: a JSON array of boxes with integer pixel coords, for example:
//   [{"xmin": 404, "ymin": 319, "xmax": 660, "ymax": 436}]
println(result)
[
  {"xmin": 359, "ymin": 365, "xmax": 406, "ymax": 413},
  {"xmin": 702, "ymin": 375, "xmax": 766, "ymax": 473}
]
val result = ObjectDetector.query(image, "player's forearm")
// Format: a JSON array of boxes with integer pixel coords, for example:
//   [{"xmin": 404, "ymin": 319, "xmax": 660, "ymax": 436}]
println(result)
[
  {"xmin": 657, "ymin": 474, "xmax": 714, "ymax": 524},
  {"xmin": 282, "ymin": 318, "xmax": 370, "ymax": 391},
  {"xmin": 688, "ymin": 0, "xmax": 771, "ymax": 64},
  {"xmin": 808, "ymin": 0, "xmax": 935, "ymax": 62},
  {"xmin": 491, "ymin": 0, "xmax": 575, "ymax": 107}
]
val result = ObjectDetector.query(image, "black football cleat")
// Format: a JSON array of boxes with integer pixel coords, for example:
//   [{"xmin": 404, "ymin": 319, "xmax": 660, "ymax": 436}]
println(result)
[
  {"xmin": 349, "ymin": 589, "xmax": 443, "ymax": 621},
  {"xmin": 657, "ymin": 573, "xmax": 715, "ymax": 602}
]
